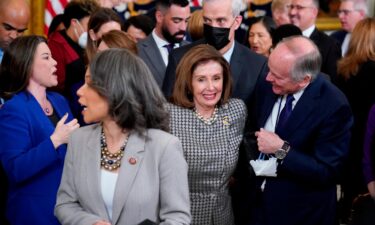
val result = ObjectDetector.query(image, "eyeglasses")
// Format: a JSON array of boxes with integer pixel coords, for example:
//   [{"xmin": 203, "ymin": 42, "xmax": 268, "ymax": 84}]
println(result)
[
  {"xmin": 337, "ymin": 9, "xmax": 355, "ymax": 16},
  {"xmin": 286, "ymin": 4, "xmax": 314, "ymax": 11}
]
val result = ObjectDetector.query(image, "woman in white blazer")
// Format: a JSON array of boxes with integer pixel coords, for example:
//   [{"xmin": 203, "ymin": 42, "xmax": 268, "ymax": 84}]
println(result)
[{"xmin": 55, "ymin": 48, "xmax": 191, "ymax": 225}]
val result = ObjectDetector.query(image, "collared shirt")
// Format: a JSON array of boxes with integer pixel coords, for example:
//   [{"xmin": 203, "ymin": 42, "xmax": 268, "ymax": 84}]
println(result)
[
  {"xmin": 302, "ymin": 25, "xmax": 316, "ymax": 38},
  {"xmin": 264, "ymin": 88, "xmax": 305, "ymax": 132},
  {"xmin": 341, "ymin": 33, "xmax": 351, "ymax": 57},
  {"xmin": 259, "ymin": 87, "xmax": 306, "ymax": 191},
  {"xmin": 152, "ymin": 29, "xmax": 180, "ymax": 66},
  {"xmin": 222, "ymin": 41, "xmax": 235, "ymax": 63}
]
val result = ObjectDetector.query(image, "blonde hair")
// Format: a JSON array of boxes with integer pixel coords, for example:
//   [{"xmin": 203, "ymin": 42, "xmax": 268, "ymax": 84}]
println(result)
[
  {"xmin": 187, "ymin": 9, "xmax": 204, "ymax": 41},
  {"xmin": 337, "ymin": 18, "xmax": 375, "ymax": 79}
]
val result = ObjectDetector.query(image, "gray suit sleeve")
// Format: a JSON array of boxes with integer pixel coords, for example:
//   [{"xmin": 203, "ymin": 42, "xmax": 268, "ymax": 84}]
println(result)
[{"xmin": 159, "ymin": 136, "xmax": 191, "ymax": 225}]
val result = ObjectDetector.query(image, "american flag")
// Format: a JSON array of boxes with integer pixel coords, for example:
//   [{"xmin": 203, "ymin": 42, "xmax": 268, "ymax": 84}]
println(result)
[{"xmin": 44, "ymin": 0, "xmax": 69, "ymax": 35}]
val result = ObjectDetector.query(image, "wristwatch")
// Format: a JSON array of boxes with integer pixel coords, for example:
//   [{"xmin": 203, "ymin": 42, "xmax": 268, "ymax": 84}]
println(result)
[{"xmin": 275, "ymin": 141, "xmax": 290, "ymax": 160}]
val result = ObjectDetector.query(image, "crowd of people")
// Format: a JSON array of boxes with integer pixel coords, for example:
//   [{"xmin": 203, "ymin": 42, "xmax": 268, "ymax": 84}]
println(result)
[{"xmin": 0, "ymin": 0, "xmax": 374, "ymax": 225}]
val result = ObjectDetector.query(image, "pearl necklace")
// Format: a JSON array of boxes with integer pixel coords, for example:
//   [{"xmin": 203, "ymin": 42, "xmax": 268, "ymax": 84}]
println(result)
[
  {"xmin": 194, "ymin": 106, "xmax": 218, "ymax": 125},
  {"xmin": 100, "ymin": 129, "xmax": 129, "ymax": 171}
]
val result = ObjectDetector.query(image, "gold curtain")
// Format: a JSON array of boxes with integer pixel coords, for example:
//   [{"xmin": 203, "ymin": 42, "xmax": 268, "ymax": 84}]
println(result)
[{"xmin": 26, "ymin": 0, "xmax": 46, "ymax": 36}]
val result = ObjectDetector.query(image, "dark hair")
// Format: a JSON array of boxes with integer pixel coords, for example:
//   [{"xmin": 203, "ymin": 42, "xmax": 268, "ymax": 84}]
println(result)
[
  {"xmin": 0, "ymin": 35, "xmax": 47, "ymax": 99},
  {"xmin": 156, "ymin": 0, "xmax": 189, "ymax": 10},
  {"xmin": 123, "ymin": 15, "xmax": 155, "ymax": 36},
  {"xmin": 100, "ymin": 30, "xmax": 138, "ymax": 54},
  {"xmin": 63, "ymin": 0, "xmax": 99, "ymax": 28},
  {"xmin": 272, "ymin": 24, "xmax": 302, "ymax": 48},
  {"xmin": 245, "ymin": 16, "xmax": 276, "ymax": 48},
  {"xmin": 48, "ymin": 14, "xmax": 65, "ymax": 36},
  {"xmin": 86, "ymin": 8, "xmax": 122, "ymax": 62},
  {"xmin": 89, "ymin": 48, "xmax": 169, "ymax": 133},
  {"xmin": 171, "ymin": 44, "xmax": 232, "ymax": 108}
]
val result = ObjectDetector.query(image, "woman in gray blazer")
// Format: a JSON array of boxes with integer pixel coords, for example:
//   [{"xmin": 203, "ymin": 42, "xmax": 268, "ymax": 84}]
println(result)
[{"xmin": 55, "ymin": 49, "xmax": 191, "ymax": 225}]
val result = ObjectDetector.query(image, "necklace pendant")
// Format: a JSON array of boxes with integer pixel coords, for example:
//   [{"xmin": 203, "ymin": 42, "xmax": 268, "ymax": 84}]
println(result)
[{"xmin": 44, "ymin": 107, "xmax": 50, "ymax": 114}]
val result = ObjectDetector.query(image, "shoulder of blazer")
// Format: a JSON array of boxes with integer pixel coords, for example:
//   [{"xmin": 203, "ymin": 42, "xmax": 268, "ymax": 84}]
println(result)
[{"xmin": 137, "ymin": 34, "xmax": 155, "ymax": 49}]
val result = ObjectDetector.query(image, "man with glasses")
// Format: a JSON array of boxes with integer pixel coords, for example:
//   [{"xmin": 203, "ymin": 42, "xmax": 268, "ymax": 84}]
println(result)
[
  {"xmin": 331, "ymin": 0, "xmax": 368, "ymax": 56},
  {"xmin": 0, "ymin": 0, "xmax": 30, "ymax": 63},
  {"xmin": 288, "ymin": 0, "xmax": 341, "ymax": 81}
]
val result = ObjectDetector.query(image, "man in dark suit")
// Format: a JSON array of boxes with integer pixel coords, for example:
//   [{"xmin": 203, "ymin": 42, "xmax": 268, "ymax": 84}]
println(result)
[
  {"xmin": 242, "ymin": 36, "xmax": 353, "ymax": 225},
  {"xmin": 137, "ymin": 0, "xmax": 190, "ymax": 88},
  {"xmin": 289, "ymin": 0, "xmax": 341, "ymax": 80},
  {"xmin": 162, "ymin": 0, "xmax": 268, "ymax": 103},
  {"xmin": 330, "ymin": 0, "xmax": 367, "ymax": 56}
]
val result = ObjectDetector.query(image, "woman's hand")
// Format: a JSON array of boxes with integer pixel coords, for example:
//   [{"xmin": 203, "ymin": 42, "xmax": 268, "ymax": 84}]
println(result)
[
  {"xmin": 93, "ymin": 220, "xmax": 111, "ymax": 225},
  {"xmin": 50, "ymin": 113, "xmax": 80, "ymax": 149}
]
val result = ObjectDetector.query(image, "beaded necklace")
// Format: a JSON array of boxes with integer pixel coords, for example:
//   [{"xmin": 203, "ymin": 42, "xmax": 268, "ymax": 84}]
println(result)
[
  {"xmin": 193, "ymin": 106, "xmax": 218, "ymax": 125},
  {"xmin": 100, "ymin": 129, "xmax": 129, "ymax": 171}
]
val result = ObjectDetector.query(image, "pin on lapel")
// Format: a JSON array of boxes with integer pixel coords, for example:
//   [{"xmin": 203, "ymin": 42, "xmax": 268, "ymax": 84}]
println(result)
[
  {"xmin": 128, "ymin": 157, "xmax": 137, "ymax": 165},
  {"xmin": 222, "ymin": 116, "xmax": 230, "ymax": 126}
]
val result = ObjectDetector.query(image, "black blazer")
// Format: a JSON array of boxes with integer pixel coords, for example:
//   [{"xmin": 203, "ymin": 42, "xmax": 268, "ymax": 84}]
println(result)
[
  {"xmin": 310, "ymin": 28, "xmax": 342, "ymax": 81},
  {"xmin": 162, "ymin": 39, "xmax": 268, "ymax": 103},
  {"xmin": 242, "ymin": 75, "xmax": 353, "ymax": 225}
]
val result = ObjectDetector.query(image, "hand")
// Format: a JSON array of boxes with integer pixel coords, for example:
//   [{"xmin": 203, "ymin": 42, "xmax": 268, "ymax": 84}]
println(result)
[
  {"xmin": 93, "ymin": 220, "xmax": 111, "ymax": 225},
  {"xmin": 50, "ymin": 113, "xmax": 80, "ymax": 149},
  {"xmin": 255, "ymin": 128, "xmax": 284, "ymax": 154},
  {"xmin": 368, "ymin": 181, "xmax": 375, "ymax": 200}
]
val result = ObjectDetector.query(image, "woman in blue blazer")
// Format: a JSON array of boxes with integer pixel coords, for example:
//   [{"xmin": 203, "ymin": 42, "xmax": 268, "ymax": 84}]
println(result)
[{"xmin": 0, "ymin": 35, "xmax": 80, "ymax": 225}]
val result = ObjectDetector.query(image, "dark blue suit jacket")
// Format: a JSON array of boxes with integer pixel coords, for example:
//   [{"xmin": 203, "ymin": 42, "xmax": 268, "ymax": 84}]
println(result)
[
  {"xmin": 162, "ymin": 39, "xmax": 268, "ymax": 103},
  {"xmin": 243, "ymin": 75, "xmax": 353, "ymax": 225},
  {"xmin": 330, "ymin": 30, "xmax": 348, "ymax": 47},
  {"xmin": 0, "ymin": 91, "xmax": 73, "ymax": 225}
]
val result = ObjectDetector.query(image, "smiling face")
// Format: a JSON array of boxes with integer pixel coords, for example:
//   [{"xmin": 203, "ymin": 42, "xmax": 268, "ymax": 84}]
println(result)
[
  {"xmin": 248, "ymin": 22, "xmax": 273, "ymax": 57},
  {"xmin": 288, "ymin": 0, "xmax": 318, "ymax": 31},
  {"xmin": 266, "ymin": 43, "xmax": 309, "ymax": 95},
  {"xmin": 76, "ymin": 69, "xmax": 110, "ymax": 124},
  {"xmin": 28, "ymin": 42, "xmax": 58, "ymax": 89},
  {"xmin": 192, "ymin": 60, "xmax": 223, "ymax": 112}
]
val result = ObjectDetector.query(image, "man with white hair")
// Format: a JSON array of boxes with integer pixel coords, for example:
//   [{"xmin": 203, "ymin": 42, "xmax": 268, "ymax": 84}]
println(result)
[
  {"xmin": 331, "ymin": 0, "xmax": 368, "ymax": 56},
  {"xmin": 243, "ymin": 36, "xmax": 352, "ymax": 225}
]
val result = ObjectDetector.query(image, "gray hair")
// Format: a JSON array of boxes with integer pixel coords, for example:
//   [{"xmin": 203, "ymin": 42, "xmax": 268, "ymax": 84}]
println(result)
[
  {"xmin": 341, "ymin": 0, "xmax": 368, "ymax": 16},
  {"xmin": 203, "ymin": 0, "xmax": 244, "ymax": 17},
  {"xmin": 89, "ymin": 48, "xmax": 170, "ymax": 133},
  {"xmin": 311, "ymin": 0, "xmax": 320, "ymax": 8},
  {"xmin": 279, "ymin": 36, "xmax": 321, "ymax": 82}
]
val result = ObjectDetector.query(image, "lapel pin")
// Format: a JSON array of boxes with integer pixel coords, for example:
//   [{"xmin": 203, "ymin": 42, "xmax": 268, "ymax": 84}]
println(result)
[
  {"xmin": 128, "ymin": 157, "xmax": 137, "ymax": 165},
  {"xmin": 223, "ymin": 116, "xmax": 230, "ymax": 126}
]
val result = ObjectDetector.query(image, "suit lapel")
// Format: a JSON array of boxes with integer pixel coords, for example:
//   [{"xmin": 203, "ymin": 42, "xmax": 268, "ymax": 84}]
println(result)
[
  {"xmin": 85, "ymin": 125, "xmax": 109, "ymax": 219},
  {"xmin": 142, "ymin": 36, "xmax": 166, "ymax": 82},
  {"xmin": 277, "ymin": 78, "xmax": 322, "ymax": 138},
  {"xmin": 111, "ymin": 130, "xmax": 146, "ymax": 224},
  {"xmin": 229, "ymin": 42, "xmax": 243, "ymax": 89}
]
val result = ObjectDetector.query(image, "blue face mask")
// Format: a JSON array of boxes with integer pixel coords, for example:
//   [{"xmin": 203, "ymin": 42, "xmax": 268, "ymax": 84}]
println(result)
[{"xmin": 203, "ymin": 24, "xmax": 230, "ymax": 50}]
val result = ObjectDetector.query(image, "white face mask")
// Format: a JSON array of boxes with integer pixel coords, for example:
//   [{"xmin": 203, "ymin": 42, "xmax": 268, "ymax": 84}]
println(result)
[
  {"xmin": 78, "ymin": 32, "xmax": 88, "ymax": 48},
  {"xmin": 74, "ymin": 19, "xmax": 87, "ymax": 48}
]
